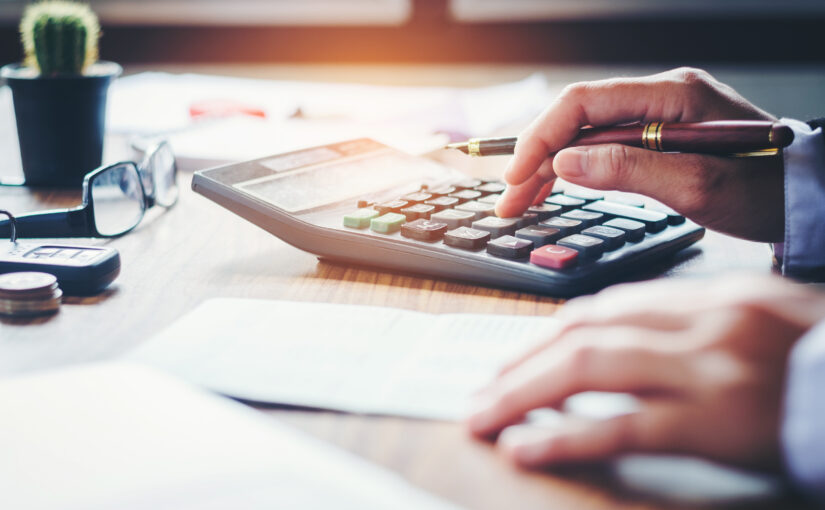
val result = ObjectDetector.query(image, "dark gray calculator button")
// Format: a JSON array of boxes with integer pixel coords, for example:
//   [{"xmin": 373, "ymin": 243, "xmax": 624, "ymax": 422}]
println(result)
[
  {"xmin": 603, "ymin": 218, "xmax": 646, "ymax": 242},
  {"xmin": 430, "ymin": 209, "xmax": 475, "ymax": 229},
  {"xmin": 401, "ymin": 192, "xmax": 432, "ymax": 204},
  {"xmin": 454, "ymin": 178, "xmax": 483, "ymax": 189},
  {"xmin": 455, "ymin": 201, "xmax": 496, "ymax": 220},
  {"xmin": 475, "ymin": 182, "xmax": 506, "ymax": 195},
  {"xmin": 471, "ymin": 217, "xmax": 520, "ymax": 238},
  {"xmin": 561, "ymin": 209, "xmax": 604, "ymax": 228},
  {"xmin": 517, "ymin": 213, "xmax": 539, "ymax": 228},
  {"xmin": 444, "ymin": 227, "xmax": 491, "ymax": 250},
  {"xmin": 545, "ymin": 194, "xmax": 586, "ymax": 211},
  {"xmin": 375, "ymin": 199, "xmax": 408, "ymax": 215},
  {"xmin": 424, "ymin": 196, "xmax": 460, "ymax": 212},
  {"xmin": 449, "ymin": 190, "xmax": 483, "ymax": 203},
  {"xmin": 487, "ymin": 235, "xmax": 533, "ymax": 259},
  {"xmin": 583, "ymin": 201, "xmax": 667, "ymax": 232},
  {"xmin": 538, "ymin": 216, "xmax": 583, "ymax": 236},
  {"xmin": 400, "ymin": 204, "xmax": 435, "ymax": 221},
  {"xmin": 557, "ymin": 234, "xmax": 605, "ymax": 258},
  {"xmin": 527, "ymin": 204, "xmax": 562, "ymax": 221},
  {"xmin": 478, "ymin": 194, "xmax": 500, "ymax": 205},
  {"xmin": 516, "ymin": 225, "xmax": 562, "ymax": 247},
  {"xmin": 581, "ymin": 225, "xmax": 625, "ymax": 250},
  {"xmin": 401, "ymin": 219, "xmax": 449, "ymax": 241}
]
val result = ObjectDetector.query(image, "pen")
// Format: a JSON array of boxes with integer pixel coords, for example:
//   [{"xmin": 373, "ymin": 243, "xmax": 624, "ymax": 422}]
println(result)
[{"xmin": 445, "ymin": 120, "xmax": 794, "ymax": 157}]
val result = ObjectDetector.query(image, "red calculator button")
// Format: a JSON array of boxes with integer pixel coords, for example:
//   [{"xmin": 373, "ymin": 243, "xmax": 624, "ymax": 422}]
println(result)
[{"xmin": 530, "ymin": 244, "xmax": 578, "ymax": 269}]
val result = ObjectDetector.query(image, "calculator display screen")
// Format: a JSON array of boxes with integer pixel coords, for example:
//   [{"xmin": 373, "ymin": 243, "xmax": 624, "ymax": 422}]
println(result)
[{"xmin": 235, "ymin": 152, "xmax": 444, "ymax": 213}]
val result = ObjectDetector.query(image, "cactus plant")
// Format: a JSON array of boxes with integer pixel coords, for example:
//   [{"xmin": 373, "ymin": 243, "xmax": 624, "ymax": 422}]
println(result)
[{"xmin": 20, "ymin": 1, "xmax": 100, "ymax": 76}]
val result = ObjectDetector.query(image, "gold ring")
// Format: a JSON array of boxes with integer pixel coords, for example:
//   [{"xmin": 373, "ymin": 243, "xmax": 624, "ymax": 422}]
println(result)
[
  {"xmin": 655, "ymin": 121, "xmax": 663, "ymax": 151},
  {"xmin": 642, "ymin": 123, "xmax": 652, "ymax": 150},
  {"xmin": 468, "ymin": 138, "xmax": 481, "ymax": 157}
]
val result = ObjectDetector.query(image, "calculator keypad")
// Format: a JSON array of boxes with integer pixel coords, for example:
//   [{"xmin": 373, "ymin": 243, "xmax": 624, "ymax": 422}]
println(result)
[{"xmin": 343, "ymin": 179, "xmax": 697, "ymax": 280}]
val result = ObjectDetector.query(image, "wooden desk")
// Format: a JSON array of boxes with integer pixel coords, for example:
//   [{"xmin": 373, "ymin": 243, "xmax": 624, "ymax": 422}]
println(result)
[{"xmin": 0, "ymin": 64, "xmax": 808, "ymax": 510}]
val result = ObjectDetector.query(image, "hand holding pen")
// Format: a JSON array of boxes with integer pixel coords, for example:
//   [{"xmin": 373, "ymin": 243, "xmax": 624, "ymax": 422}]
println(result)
[{"xmin": 451, "ymin": 68, "xmax": 788, "ymax": 243}]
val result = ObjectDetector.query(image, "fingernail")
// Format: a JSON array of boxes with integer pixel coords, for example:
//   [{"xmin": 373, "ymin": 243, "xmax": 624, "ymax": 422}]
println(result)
[
  {"xmin": 554, "ymin": 148, "xmax": 589, "ymax": 178},
  {"xmin": 499, "ymin": 426, "xmax": 550, "ymax": 465}
]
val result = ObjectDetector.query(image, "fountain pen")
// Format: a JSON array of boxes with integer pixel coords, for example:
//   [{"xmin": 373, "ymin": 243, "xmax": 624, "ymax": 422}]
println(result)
[{"xmin": 445, "ymin": 121, "xmax": 794, "ymax": 158}]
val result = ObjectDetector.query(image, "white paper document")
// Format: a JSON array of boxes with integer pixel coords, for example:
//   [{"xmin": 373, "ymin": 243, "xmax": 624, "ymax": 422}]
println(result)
[
  {"xmin": 0, "ymin": 363, "xmax": 463, "ymax": 510},
  {"xmin": 127, "ymin": 299, "xmax": 558, "ymax": 420}
]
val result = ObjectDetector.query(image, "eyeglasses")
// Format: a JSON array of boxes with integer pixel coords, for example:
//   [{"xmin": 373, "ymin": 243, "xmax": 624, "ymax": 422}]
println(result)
[{"xmin": 0, "ymin": 141, "xmax": 178, "ymax": 239}]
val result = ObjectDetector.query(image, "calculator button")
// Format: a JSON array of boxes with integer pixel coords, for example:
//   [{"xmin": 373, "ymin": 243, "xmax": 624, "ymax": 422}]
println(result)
[
  {"xmin": 530, "ymin": 244, "xmax": 578, "ymax": 269},
  {"xmin": 424, "ymin": 196, "xmax": 460, "ymax": 212},
  {"xmin": 649, "ymin": 203, "xmax": 686, "ymax": 225},
  {"xmin": 375, "ymin": 199, "xmax": 409, "ymax": 215},
  {"xmin": 454, "ymin": 178, "xmax": 483, "ymax": 189},
  {"xmin": 344, "ymin": 208, "xmax": 380, "ymax": 228},
  {"xmin": 430, "ymin": 209, "xmax": 475, "ymax": 229},
  {"xmin": 581, "ymin": 225, "xmax": 626, "ymax": 250},
  {"xmin": 583, "ymin": 201, "xmax": 668, "ymax": 232},
  {"xmin": 449, "ymin": 190, "xmax": 483, "ymax": 204},
  {"xmin": 401, "ymin": 219, "xmax": 449, "ymax": 241},
  {"xmin": 478, "ymin": 193, "xmax": 500, "ymax": 205},
  {"xmin": 545, "ymin": 194, "xmax": 586, "ymax": 211},
  {"xmin": 526, "ymin": 204, "xmax": 563, "ymax": 221},
  {"xmin": 538, "ymin": 216, "xmax": 583, "ymax": 236},
  {"xmin": 603, "ymin": 218, "xmax": 646, "ymax": 242},
  {"xmin": 557, "ymin": 234, "xmax": 605, "ymax": 258},
  {"xmin": 562, "ymin": 186, "xmax": 604, "ymax": 201},
  {"xmin": 401, "ymin": 192, "xmax": 432, "ymax": 204},
  {"xmin": 400, "ymin": 204, "xmax": 436, "ymax": 221},
  {"xmin": 516, "ymin": 225, "xmax": 562, "ymax": 247},
  {"xmin": 517, "ymin": 213, "xmax": 539, "ymax": 228},
  {"xmin": 444, "ymin": 227, "xmax": 491, "ymax": 250},
  {"xmin": 471, "ymin": 216, "xmax": 520, "ymax": 238},
  {"xmin": 487, "ymin": 235, "xmax": 533, "ymax": 259},
  {"xmin": 429, "ymin": 185, "xmax": 458, "ymax": 197},
  {"xmin": 455, "ymin": 201, "xmax": 496, "ymax": 220},
  {"xmin": 370, "ymin": 213, "xmax": 406, "ymax": 233},
  {"xmin": 475, "ymin": 182, "xmax": 506, "ymax": 194},
  {"xmin": 605, "ymin": 192, "xmax": 646, "ymax": 208},
  {"xmin": 561, "ymin": 209, "xmax": 604, "ymax": 228}
]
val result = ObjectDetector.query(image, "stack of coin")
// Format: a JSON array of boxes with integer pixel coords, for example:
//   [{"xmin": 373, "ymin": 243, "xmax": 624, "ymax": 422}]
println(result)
[{"xmin": 0, "ymin": 272, "xmax": 62, "ymax": 317}]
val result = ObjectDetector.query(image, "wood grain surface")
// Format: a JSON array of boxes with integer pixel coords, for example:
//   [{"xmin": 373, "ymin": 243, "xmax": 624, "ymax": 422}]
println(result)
[{"xmin": 0, "ymin": 64, "xmax": 805, "ymax": 510}]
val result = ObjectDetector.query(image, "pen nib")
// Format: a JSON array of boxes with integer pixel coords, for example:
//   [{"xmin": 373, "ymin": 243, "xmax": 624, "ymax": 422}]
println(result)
[{"xmin": 444, "ymin": 142, "xmax": 469, "ymax": 154}]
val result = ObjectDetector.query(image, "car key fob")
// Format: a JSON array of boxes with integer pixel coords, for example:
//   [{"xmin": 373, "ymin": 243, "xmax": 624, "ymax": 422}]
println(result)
[{"xmin": 0, "ymin": 242, "xmax": 121, "ymax": 295}]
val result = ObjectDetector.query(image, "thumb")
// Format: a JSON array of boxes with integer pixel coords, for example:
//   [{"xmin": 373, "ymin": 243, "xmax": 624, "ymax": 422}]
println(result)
[{"xmin": 553, "ymin": 144, "xmax": 713, "ymax": 212}]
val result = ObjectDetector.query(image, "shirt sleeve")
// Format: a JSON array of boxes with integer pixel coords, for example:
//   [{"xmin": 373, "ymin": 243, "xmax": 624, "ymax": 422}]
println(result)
[
  {"xmin": 776, "ymin": 118, "xmax": 825, "ymax": 280},
  {"xmin": 782, "ymin": 320, "xmax": 825, "ymax": 499}
]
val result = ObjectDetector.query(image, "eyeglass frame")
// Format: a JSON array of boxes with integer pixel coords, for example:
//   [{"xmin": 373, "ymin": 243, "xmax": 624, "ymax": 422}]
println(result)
[{"xmin": 0, "ymin": 141, "xmax": 177, "ymax": 239}]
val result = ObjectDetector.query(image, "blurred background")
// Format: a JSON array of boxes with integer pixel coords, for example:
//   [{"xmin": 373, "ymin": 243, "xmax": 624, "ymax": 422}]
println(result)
[{"xmin": 0, "ymin": 0, "xmax": 824, "ymax": 65}]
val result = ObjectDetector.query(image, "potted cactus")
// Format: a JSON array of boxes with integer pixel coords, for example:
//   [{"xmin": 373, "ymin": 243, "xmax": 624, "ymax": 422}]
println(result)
[{"xmin": 0, "ymin": 1, "xmax": 121, "ymax": 187}]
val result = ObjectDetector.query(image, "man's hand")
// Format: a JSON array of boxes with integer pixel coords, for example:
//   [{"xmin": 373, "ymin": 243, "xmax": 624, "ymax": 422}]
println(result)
[
  {"xmin": 496, "ymin": 68, "xmax": 785, "ymax": 242},
  {"xmin": 466, "ymin": 275, "xmax": 825, "ymax": 469}
]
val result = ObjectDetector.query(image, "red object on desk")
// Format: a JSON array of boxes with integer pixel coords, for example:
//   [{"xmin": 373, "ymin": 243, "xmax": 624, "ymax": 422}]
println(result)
[{"xmin": 189, "ymin": 99, "xmax": 267, "ymax": 120}]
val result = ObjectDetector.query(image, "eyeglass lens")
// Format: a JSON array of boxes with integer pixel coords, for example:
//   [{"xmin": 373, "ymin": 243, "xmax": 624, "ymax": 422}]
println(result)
[
  {"xmin": 91, "ymin": 163, "xmax": 146, "ymax": 236},
  {"xmin": 146, "ymin": 143, "xmax": 179, "ymax": 207}
]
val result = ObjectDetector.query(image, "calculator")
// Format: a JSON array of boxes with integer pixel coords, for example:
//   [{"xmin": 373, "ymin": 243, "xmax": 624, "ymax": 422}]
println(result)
[{"xmin": 192, "ymin": 139, "xmax": 704, "ymax": 296}]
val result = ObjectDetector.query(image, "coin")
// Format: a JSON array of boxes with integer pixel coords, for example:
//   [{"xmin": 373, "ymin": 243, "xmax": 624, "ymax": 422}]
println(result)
[
  {"xmin": 0, "ymin": 272, "xmax": 57, "ymax": 293},
  {"xmin": 0, "ymin": 272, "xmax": 62, "ymax": 317}
]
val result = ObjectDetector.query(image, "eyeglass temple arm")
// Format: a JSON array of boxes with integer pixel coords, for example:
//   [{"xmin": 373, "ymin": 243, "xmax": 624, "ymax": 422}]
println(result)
[{"xmin": 0, "ymin": 208, "xmax": 92, "ymax": 239}]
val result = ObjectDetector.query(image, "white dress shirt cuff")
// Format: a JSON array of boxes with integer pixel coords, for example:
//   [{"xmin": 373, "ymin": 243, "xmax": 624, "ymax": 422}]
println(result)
[{"xmin": 777, "ymin": 118, "xmax": 825, "ymax": 279}]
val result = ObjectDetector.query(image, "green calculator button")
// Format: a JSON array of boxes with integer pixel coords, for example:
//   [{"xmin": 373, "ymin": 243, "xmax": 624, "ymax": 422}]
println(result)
[
  {"xmin": 344, "ymin": 208, "xmax": 380, "ymax": 228},
  {"xmin": 370, "ymin": 212, "xmax": 406, "ymax": 233}
]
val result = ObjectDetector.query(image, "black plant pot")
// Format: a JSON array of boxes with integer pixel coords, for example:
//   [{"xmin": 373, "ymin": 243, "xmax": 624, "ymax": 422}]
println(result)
[{"xmin": 1, "ymin": 61, "xmax": 121, "ymax": 188}]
